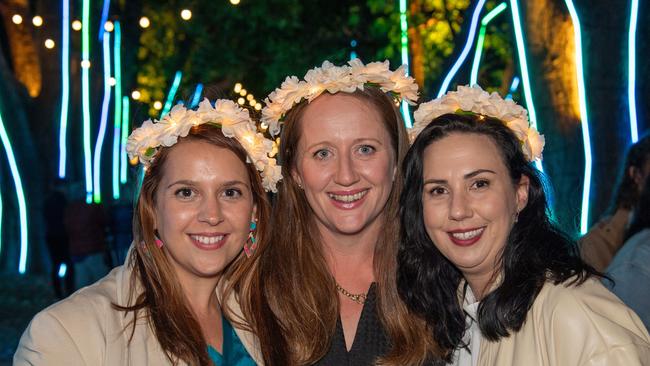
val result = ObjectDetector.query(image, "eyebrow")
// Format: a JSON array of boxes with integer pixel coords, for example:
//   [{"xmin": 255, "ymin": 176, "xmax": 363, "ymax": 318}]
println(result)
[
  {"xmin": 423, "ymin": 169, "xmax": 496, "ymax": 185},
  {"xmin": 166, "ymin": 179, "xmax": 248, "ymax": 189}
]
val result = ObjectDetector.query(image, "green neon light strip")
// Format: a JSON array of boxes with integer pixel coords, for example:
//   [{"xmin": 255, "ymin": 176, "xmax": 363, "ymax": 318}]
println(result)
[
  {"xmin": 508, "ymin": 0, "xmax": 543, "ymax": 172},
  {"xmin": 93, "ymin": 32, "xmax": 112, "ymax": 204},
  {"xmin": 161, "ymin": 71, "xmax": 183, "ymax": 117},
  {"xmin": 628, "ymin": 0, "xmax": 639, "ymax": 143},
  {"xmin": 82, "ymin": 0, "xmax": 93, "ymax": 203},
  {"xmin": 399, "ymin": 0, "xmax": 413, "ymax": 128},
  {"xmin": 565, "ymin": 0, "xmax": 592, "ymax": 234},
  {"xmin": 0, "ymin": 111, "xmax": 29, "ymax": 273},
  {"xmin": 470, "ymin": 2, "xmax": 507, "ymax": 85},
  {"xmin": 120, "ymin": 96, "xmax": 130, "ymax": 184},
  {"xmin": 112, "ymin": 22, "xmax": 122, "ymax": 199},
  {"xmin": 58, "ymin": 0, "xmax": 70, "ymax": 178},
  {"xmin": 0, "ymin": 192, "xmax": 2, "ymax": 257}
]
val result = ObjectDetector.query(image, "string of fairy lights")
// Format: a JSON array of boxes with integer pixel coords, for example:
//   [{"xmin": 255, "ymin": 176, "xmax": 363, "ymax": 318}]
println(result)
[{"xmin": 0, "ymin": 0, "xmax": 642, "ymax": 273}]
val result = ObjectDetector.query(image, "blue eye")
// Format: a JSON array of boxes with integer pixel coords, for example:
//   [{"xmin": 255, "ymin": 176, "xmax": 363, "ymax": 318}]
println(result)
[
  {"xmin": 357, "ymin": 145, "xmax": 376, "ymax": 155},
  {"xmin": 314, "ymin": 149, "xmax": 331, "ymax": 160}
]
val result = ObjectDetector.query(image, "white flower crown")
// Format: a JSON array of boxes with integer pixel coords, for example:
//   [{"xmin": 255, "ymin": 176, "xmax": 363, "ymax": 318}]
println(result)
[
  {"xmin": 126, "ymin": 99, "xmax": 283, "ymax": 192},
  {"xmin": 261, "ymin": 59, "xmax": 419, "ymax": 136},
  {"xmin": 410, "ymin": 85, "xmax": 545, "ymax": 162}
]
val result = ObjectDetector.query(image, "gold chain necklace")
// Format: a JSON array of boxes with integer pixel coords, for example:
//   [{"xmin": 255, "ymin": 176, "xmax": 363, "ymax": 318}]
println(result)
[{"xmin": 335, "ymin": 283, "xmax": 367, "ymax": 305}]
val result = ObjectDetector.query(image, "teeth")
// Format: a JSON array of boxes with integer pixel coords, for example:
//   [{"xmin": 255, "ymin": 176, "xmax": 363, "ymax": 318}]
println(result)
[
  {"xmin": 191, "ymin": 235, "xmax": 224, "ymax": 244},
  {"xmin": 451, "ymin": 228, "xmax": 484, "ymax": 240},
  {"xmin": 328, "ymin": 190, "xmax": 368, "ymax": 203}
]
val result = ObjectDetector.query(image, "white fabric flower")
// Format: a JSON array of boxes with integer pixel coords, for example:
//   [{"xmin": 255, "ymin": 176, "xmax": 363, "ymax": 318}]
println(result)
[
  {"xmin": 126, "ymin": 100, "xmax": 283, "ymax": 192},
  {"xmin": 409, "ymin": 85, "xmax": 544, "ymax": 162},
  {"xmin": 262, "ymin": 59, "xmax": 420, "ymax": 136}
]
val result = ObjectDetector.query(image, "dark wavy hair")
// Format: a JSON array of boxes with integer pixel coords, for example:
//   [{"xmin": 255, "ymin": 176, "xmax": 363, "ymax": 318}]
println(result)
[
  {"xmin": 624, "ymin": 174, "xmax": 650, "ymax": 241},
  {"xmin": 612, "ymin": 133, "xmax": 650, "ymax": 211},
  {"xmin": 397, "ymin": 113, "xmax": 600, "ymax": 361}
]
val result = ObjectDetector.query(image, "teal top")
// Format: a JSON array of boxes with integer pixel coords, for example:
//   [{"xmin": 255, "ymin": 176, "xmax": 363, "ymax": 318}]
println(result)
[{"xmin": 207, "ymin": 314, "xmax": 256, "ymax": 366}]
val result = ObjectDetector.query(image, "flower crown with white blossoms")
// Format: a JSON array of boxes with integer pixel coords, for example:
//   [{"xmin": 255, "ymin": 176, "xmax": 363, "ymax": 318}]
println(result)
[
  {"xmin": 261, "ymin": 59, "xmax": 419, "ymax": 137},
  {"xmin": 410, "ymin": 85, "xmax": 545, "ymax": 162},
  {"xmin": 126, "ymin": 99, "xmax": 282, "ymax": 192}
]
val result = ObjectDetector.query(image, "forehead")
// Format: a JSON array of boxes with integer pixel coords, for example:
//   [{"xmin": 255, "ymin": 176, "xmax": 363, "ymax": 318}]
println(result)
[
  {"xmin": 422, "ymin": 133, "xmax": 508, "ymax": 176},
  {"xmin": 298, "ymin": 93, "xmax": 390, "ymax": 144},
  {"xmin": 160, "ymin": 139, "xmax": 249, "ymax": 183}
]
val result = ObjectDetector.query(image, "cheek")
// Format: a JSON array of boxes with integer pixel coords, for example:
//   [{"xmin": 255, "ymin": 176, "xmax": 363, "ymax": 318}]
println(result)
[
  {"xmin": 298, "ymin": 161, "xmax": 331, "ymax": 190},
  {"xmin": 422, "ymin": 201, "xmax": 446, "ymax": 231}
]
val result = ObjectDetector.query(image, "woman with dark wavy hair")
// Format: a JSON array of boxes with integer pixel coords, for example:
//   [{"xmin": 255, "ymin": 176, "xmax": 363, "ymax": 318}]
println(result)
[{"xmin": 397, "ymin": 86, "xmax": 650, "ymax": 365}]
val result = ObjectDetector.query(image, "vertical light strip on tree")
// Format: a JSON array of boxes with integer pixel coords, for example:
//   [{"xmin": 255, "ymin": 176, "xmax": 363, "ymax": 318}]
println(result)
[
  {"xmin": 565, "ymin": 0, "xmax": 592, "ymax": 234},
  {"xmin": 112, "ymin": 21, "xmax": 122, "ymax": 199},
  {"xmin": 93, "ymin": 32, "xmax": 112, "ymax": 203},
  {"xmin": 0, "ymin": 193, "xmax": 2, "ymax": 257},
  {"xmin": 190, "ymin": 83, "xmax": 203, "ymax": 108},
  {"xmin": 470, "ymin": 2, "xmax": 507, "ymax": 86},
  {"xmin": 508, "ymin": 0, "xmax": 543, "ymax": 171},
  {"xmin": 82, "ymin": 0, "xmax": 93, "ymax": 203},
  {"xmin": 120, "ymin": 96, "xmax": 130, "ymax": 183},
  {"xmin": 0, "ymin": 112, "xmax": 28, "ymax": 274},
  {"xmin": 161, "ymin": 71, "xmax": 183, "ymax": 117},
  {"xmin": 98, "ymin": 0, "xmax": 110, "ymax": 41},
  {"xmin": 628, "ymin": 0, "xmax": 639, "ymax": 142},
  {"xmin": 58, "ymin": 0, "xmax": 70, "ymax": 178},
  {"xmin": 350, "ymin": 39, "xmax": 358, "ymax": 61},
  {"xmin": 399, "ymin": 0, "xmax": 413, "ymax": 128},
  {"xmin": 505, "ymin": 76, "xmax": 520, "ymax": 99},
  {"xmin": 436, "ymin": 0, "xmax": 487, "ymax": 98}
]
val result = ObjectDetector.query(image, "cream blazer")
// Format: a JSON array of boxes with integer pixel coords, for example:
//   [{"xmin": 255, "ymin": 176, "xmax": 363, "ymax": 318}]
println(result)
[
  {"xmin": 13, "ymin": 263, "xmax": 263, "ymax": 365},
  {"xmin": 476, "ymin": 278, "xmax": 650, "ymax": 365}
]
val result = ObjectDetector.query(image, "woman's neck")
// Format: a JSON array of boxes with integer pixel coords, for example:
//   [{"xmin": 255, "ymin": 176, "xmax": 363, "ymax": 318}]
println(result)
[
  {"xmin": 318, "ymin": 219, "xmax": 380, "ymax": 285},
  {"xmin": 175, "ymin": 271, "xmax": 221, "ymax": 315}
]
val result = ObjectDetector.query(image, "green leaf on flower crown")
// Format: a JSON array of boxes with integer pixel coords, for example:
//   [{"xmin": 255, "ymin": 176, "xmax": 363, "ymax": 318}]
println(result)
[{"xmin": 144, "ymin": 147, "xmax": 156, "ymax": 157}]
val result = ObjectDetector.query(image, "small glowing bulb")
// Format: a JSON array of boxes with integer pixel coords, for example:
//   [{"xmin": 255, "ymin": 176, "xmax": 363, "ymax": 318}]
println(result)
[
  {"xmin": 104, "ymin": 21, "xmax": 114, "ymax": 32},
  {"xmin": 153, "ymin": 101, "xmax": 163, "ymax": 110},
  {"xmin": 129, "ymin": 156, "xmax": 139, "ymax": 165},
  {"xmin": 12, "ymin": 14, "xmax": 23, "ymax": 25},
  {"xmin": 260, "ymin": 122, "xmax": 269, "ymax": 129},
  {"xmin": 230, "ymin": 0, "xmax": 241, "ymax": 4},
  {"xmin": 239, "ymin": 89, "xmax": 247, "ymax": 97},
  {"xmin": 246, "ymin": 94, "xmax": 254, "ymax": 101},
  {"xmin": 131, "ymin": 90, "xmax": 141, "ymax": 100},
  {"xmin": 44, "ymin": 39, "xmax": 55, "ymax": 49},
  {"xmin": 249, "ymin": 99, "xmax": 256, "ymax": 106},
  {"xmin": 180, "ymin": 9, "xmax": 192, "ymax": 20},
  {"xmin": 108, "ymin": 77, "xmax": 116, "ymax": 86},
  {"xmin": 237, "ymin": 97, "xmax": 245, "ymax": 105},
  {"xmin": 139, "ymin": 16, "xmax": 150, "ymax": 29},
  {"xmin": 234, "ymin": 83, "xmax": 242, "ymax": 93},
  {"xmin": 32, "ymin": 15, "xmax": 43, "ymax": 27},
  {"xmin": 72, "ymin": 20, "xmax": 82, "ymax": 31},
  {"xmin": 255, "ymin": 103, "xmax": 262, "ymax": 111},
  {"xmin": 80, "ymin": 60, "xmax": 91, "ymax": 68}
]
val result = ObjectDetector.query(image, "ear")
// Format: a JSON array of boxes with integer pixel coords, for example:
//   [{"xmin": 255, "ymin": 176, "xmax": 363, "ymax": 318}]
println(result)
[
  {"xmin": 251, "ymin": 202, "xmax": 258, "ymax": 222},
  {"xmin": 515, "ymin": 175, "xmax": 530, "ymax": 213},
  {"xmin": 291, "ymin": 168, "xmax": 303, "ymax": 188},
  {"xmin": 629, "ymin": 166, "xmax": 643, "ymax": 188}
]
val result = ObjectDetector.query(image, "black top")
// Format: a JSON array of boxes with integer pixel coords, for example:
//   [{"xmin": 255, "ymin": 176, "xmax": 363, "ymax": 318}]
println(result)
[{"xmin": 314, "ymin": 283, "xmax": 389, "ymax": 366}]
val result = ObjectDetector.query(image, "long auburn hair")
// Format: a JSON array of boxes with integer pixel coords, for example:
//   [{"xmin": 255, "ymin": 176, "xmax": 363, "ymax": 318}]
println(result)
[
  {"xmin": 115, "ymin": 124, "xmax": 270, "ymax": 366},
  {"xmin": 397, "ymin": 114, "xmax": 601, "ymax": 361},
  {"xmin": 245, "ymin": 87, "xmax": 439, "ymax": 365}
]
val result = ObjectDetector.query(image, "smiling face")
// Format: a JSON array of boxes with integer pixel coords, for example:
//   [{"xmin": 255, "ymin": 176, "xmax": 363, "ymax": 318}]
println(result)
[
  {"xmin": 421, "ymin": 133, "xmax": 529, "ymax": 289},
  {"xmin": 154, "ymin": 139, "xmax": 255, "ymax": 284},
  {"xmin": 292, "ymin": 93, "xmax": 396, "ymax": 238}
]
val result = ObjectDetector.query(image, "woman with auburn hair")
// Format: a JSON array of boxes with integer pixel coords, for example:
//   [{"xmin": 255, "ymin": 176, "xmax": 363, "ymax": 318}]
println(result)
[
  {"xmin": 243, "ymin": 60, "xmax": 441, "ymax": 365},
  {"xmin": 14, "ymin": 100, "xmax": 281, "ymax": 366},
  {"xmin": 398, "ymin": 86, "xmax": 650, "ymax": 365}
]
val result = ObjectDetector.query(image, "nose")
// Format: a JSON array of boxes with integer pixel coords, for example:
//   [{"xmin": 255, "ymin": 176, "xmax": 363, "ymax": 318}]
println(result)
[
  {"xmin": 334, "ymin": 153, "xmax": 360, "ymax": 186},
  {"xmin": 448, "ymin": 190, "xmax": 472, "ymax": 221},
  {"xmin": 198, "ymin": 197, "xmax": 224, "ymax": 226}
]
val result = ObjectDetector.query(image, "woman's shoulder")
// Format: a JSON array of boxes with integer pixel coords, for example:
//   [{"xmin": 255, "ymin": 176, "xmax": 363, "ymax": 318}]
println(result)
[
  {"xmin": 532, "ymin": 277, "xmax": 650, "ymax": 349},
  {"xmin": 14, "ymin": 266, "xmax": 130, "ymax": 365}
]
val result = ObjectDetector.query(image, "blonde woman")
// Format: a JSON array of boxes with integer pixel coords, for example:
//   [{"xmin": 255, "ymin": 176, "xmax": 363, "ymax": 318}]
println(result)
[{"xmin": 14, "ymin": 100, "xmax": 281, "ymax": 366}]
